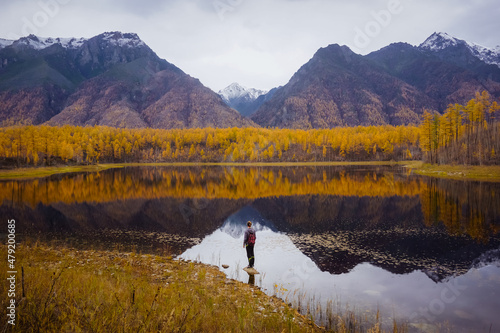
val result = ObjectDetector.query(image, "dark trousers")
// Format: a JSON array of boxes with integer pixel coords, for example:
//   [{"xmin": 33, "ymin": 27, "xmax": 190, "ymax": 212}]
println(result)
[{"xmin": 246, "ymin": 245, "xmax": 255, "ymax": 267}]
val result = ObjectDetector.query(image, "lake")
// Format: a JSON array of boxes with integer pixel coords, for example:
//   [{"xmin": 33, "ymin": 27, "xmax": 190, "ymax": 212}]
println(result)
[{"xmin": 1, "ymin": 165, "xmax": 499, "ymax": 332}]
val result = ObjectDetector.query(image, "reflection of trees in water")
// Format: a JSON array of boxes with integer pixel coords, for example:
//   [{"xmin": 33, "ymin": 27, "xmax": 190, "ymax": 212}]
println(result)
[
  {"xmin": 1, "ymin": 166, "xmax": 498, "ymax": 243},
  {"xmin": 0, "ymin": 166, "xmax": 421, "ymax": 206},
  {"xmin": 420, "ymin": 178, "xmax": 500, "ymax": 242}
]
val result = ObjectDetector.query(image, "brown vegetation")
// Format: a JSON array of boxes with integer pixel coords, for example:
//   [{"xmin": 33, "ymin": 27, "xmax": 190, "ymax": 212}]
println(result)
[{"xmin": 0, "ymin": 243, "xmax": 322, "ymax": 332}]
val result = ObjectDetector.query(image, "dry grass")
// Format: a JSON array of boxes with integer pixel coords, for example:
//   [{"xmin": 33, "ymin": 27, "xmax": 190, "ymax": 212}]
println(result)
[
  {"xmin": 0, "ymin": 164, "xmax": 121, "ymax": 180},
  {"xmin": 1, "ymin": 242, "xmax": 321, "ymax": 333},
  {"xmin": 0, "ymin": 242, "xmax": 408, "ymax": 332},
  {"xmin": 0, "ymin": 161, "xmax": 399, "ymax": 180},
  {"xmin": 404, "ymin": 161, "xmax": 500, "ymax": 181}
]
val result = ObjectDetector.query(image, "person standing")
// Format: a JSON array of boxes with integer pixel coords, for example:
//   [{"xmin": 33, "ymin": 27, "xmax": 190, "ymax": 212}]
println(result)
[{"xmin": 243, "ymin": 221, "xmax": 256, "ymax": 268}]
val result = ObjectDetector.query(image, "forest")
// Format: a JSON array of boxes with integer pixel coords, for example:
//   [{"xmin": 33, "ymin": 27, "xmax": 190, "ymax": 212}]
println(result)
[
  {"xmin": 0, "ymin": 92, "xmax": 498, "ymax": 167},
  {"xmin": 420, "ymin": 91, "xmax": 500, "ymax": 165},
  {"xmin": 0, "ymin": 123, "xmax": 420, "ymax": 166}
]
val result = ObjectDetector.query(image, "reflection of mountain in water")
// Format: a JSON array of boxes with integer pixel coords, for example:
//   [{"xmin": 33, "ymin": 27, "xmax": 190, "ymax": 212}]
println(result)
[
  {"xmin": 472, "ymin": 249, "xmax": 500, "ymax": 269},
  {"xmin": 5, "ymin": 192, "xmax": 499, "ymax": 282},
  {"xmin": 181, "ymin": 213, "xmax": 500, "ymax": 333},
  {"xmin": 3, "ymin": 197, "xmax": 250, "ymax": 254},
  {"xmin": 289, "ymin": 228, "xmax": 500, "ymax": 282},
  {"xmin": 251, "ymin": 195, "xmax": 500, "ymax": 282},
  {"xmin": 219, "ymin": 206, "xmax": 277, "ymax": 238}
]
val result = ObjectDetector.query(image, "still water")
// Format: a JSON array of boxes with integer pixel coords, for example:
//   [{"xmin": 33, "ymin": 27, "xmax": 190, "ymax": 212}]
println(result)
[{"xmin": 1, "ymin": 165, "xmax": 499, "ymax": 332}]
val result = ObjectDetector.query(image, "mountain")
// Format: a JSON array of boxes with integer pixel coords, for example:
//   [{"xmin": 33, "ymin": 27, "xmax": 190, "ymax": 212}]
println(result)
[
  {"xmin": 3, "ymin": 31, "xmax": 500, "ymax": 129},
  {"xmin": 366, "ymin": 44, "xmax": 500, "ymax": 111},
  {"xmin": 0, "ymin": 32, "xmax": 256, "ymax": 128},
  {"xmin": 417, "ymin": 32, "xmax": 500, "ymax": 86},
  {"xmin": 419, "ymin": 32, "xmax": 500, "ymax": 69},
  {"xmin": 219, "ymin": 82, "xmax": 265, "ymax": 105},
  {"xmin": 252, "ymin": 33, "xmax": 500, "ymax": 129},
  {"xmin": 218, "ymin": 82, "xmax": 273, "ymax": 117},
  {"xmin": 251, "ymin": 44, "xmax": 436, "ymax": 128}
]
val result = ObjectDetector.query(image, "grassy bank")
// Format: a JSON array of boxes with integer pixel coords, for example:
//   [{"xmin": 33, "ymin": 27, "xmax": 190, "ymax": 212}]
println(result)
[
  {"xmin": 404, "ymin": 161, "xmax": 500, "ymax": 181},
  {"xmin": 0, "ymin": 243, "xmax": 408, "ymax": 333},
  {"xmin": 0, "ymin": 243, "xmax": 321, "ymax": 332},
  {"xmin": 0, "ymin": 161, "xmax": 400, "ymax": 180},
  {"xmin": 0, "ymin": 164, "xmax": 123, "ymax": 180},
  {"xmin": 3, "ymin": 160, "xmax": 499, "ymax": 182}
]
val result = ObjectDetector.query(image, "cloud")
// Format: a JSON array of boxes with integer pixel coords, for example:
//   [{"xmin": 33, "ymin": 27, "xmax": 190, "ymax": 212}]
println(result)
[{"xmin": 106, "ymin": 0, "xmax": 171, "ymax": 16}]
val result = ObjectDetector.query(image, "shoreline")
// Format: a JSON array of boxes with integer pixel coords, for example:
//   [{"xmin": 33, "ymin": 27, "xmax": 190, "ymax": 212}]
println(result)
[
  {"xmin": 1, "ymin": 160, "xmax": 500, "ymax": 181},
  {"xmin": 3, "ymin": 242, "xmax": 393, "ymax": 332},
  {"xmin": 0, "ymin": 161, "xmax": 398, "ymax": 180},
  {"xmin": 403, "ymin": 161, "xmax": 500, "ymax": 182}
]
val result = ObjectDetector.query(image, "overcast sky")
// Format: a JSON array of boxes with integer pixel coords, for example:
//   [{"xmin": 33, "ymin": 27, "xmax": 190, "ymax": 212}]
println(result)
[{"xmin": 1, "ymin": 0, "xmax": 499, "ymax": 92}]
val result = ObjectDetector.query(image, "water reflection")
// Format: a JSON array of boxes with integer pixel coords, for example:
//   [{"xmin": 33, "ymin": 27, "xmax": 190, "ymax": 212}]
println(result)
[
  {"xmin": 179, "ymin": 207, "xmax": 500, "ymax": 332},
  {"xmin": 1, "ymin": 166, "xmax": 498, "ymax": 242},
  {"xmin": 1, "ymin": 165, "xmax": 500, "ymax": 331}
]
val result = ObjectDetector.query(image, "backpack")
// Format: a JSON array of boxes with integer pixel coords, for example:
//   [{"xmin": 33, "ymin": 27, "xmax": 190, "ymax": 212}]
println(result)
[{"xmin": 248, "ymin": 231, "xmax": 256, "ymax": 245}]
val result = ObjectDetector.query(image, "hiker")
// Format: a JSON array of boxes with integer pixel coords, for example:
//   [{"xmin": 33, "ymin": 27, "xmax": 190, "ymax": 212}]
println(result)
[{"xmin": 243, "ymin": 221, "xmax": 256, "ymax": 268}]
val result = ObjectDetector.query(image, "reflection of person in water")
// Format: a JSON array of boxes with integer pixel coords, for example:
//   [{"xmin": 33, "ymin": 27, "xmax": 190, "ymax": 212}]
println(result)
[
  {"xmin": 248, "ymin": 274, "xmax": 255, "ymax": 286},
  {"xmin": 243, "ymin": 221, "xmax": 256, "ymax": 268}
]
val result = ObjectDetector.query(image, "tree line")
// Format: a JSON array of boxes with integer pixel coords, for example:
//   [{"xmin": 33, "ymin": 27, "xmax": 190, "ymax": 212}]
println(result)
[
  {"xmin": 420, "ymin": 91, "xmax": 500, "ymax": 165},
  {"xmin": 0, "ymin": 92, "xmax": 498, "ymax": 167},
  {"xmin": 0, "ymin": 124, "xmax": 419, "ymax": 166}
]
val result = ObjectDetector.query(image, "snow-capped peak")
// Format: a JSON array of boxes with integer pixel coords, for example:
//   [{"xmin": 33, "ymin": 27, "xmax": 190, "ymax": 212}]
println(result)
[
  {"xmin": 467, "ymin": 42, "xmax": 500, "ymax": 67},
  {"xmin": 219, "ymin": 82, "xmax": 267, "ymax": 103},
  {"xmin": 0, "ymin": 32, "xmax": 147, "ymax": 51},
  {"xmin": 419, "ymin": 32, "xmax": 500, "ymax": 67},
  {"xmin": 419, "ymin": 32, "xmax": 459, "ymax": 51},
  {"xmin": 10, "ymin": 34, "xmax": 87, "ymax": 50},
  {"xmin": 99, "ymin": 31, "xmax": 146, "ymax": 48}
]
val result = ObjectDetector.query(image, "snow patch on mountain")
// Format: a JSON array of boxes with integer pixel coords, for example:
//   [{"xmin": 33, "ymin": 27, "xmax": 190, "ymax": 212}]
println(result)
[
  {"xmin": 101, "ymin": 32, "xmax": 146, "ymax": 48},
  {"xmin": 219, "ymin": 82, "xmax": 267, "ymax": 104},
  {"xmin": 10, "ymin": 35, "xmax": 86, "ymax": 50},
  {"xmin": 1, "ymin": 32, "xmax": 146, "ymax": 51},
  {"xmin": 420, "ymin": 32, "xmax": 500, "ymax": 67},
  {"xmin": 0, "ymin": 38, "xmax": 14, "ymax": 49},
  {"xmin": 419, "ymin": 32, "xmax": 459, "ymax": 50},
  {"xmin": 470, "ymin": 43, "xmax": 500, "ymax": 67}
]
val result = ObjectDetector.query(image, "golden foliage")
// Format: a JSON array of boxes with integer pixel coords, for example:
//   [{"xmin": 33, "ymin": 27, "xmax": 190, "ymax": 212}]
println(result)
[
  {"xmin": 0, "ymin": 125, "xmax": 421, "ymax": 166},
  {"xmin": 419, "ymin": 92, "xmax": 500, "ymax": 165}
]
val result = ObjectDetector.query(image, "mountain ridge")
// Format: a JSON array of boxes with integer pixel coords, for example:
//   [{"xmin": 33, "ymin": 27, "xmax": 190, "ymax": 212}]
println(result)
[
  {"xmin": 419, "ymin": 32, "xmax": 500, "ymax": 68},
  {"xmin": 251, "ymin": 33, "xmax": 500, "ymax": 128},
  {"xmin": 0, "ymin": 31, "xmax": 256, "ymax": 128},
  {"xmin": 1, "ymin": 31, "xmax": 500, "ymax": 129}
]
